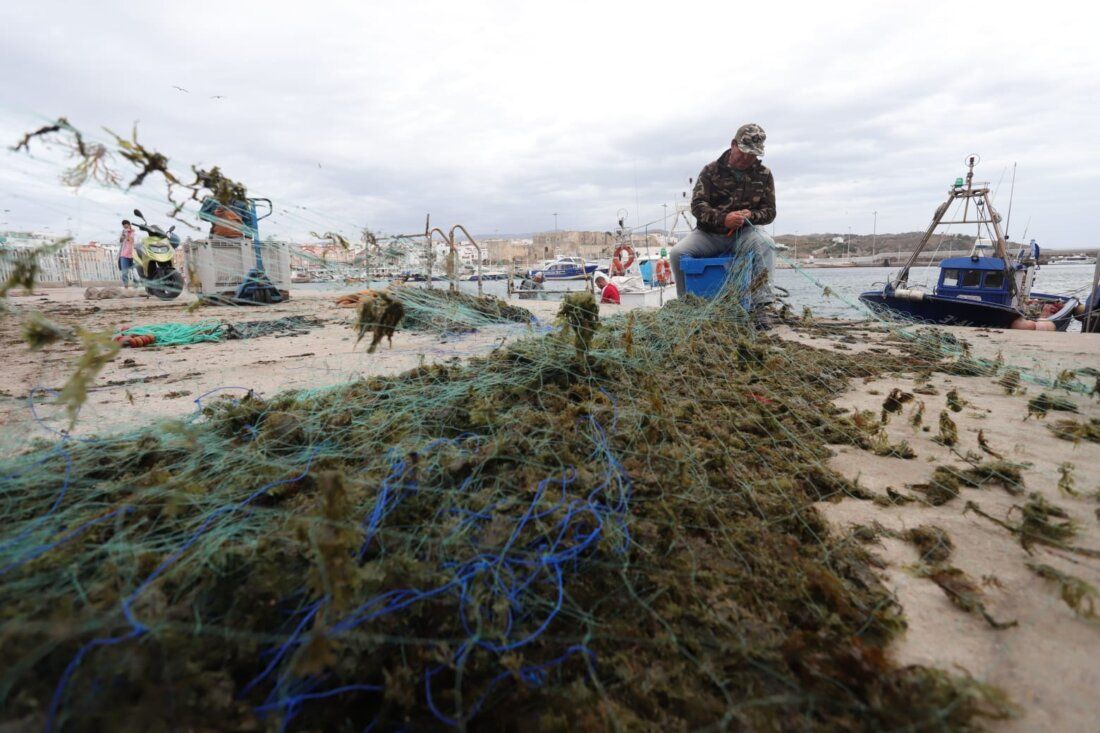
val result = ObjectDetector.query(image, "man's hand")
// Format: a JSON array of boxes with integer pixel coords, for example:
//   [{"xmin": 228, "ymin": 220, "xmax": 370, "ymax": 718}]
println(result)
[{"xmin": 723, "ymin": 211, "xmax": 746, "ymax": 230}]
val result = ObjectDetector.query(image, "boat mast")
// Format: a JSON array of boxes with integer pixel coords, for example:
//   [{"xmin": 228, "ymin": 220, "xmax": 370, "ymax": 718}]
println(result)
[
  {"xmin": 1005, "ymin": 162, "xmax": 1017, "ymax": 238},
  {"xmin": 890, "ymin": 195, "xmax": 953, "ymax": 290},
  {"xmin": 891, "ymin": 155, "xmax": 1015, "ymax": 300}
]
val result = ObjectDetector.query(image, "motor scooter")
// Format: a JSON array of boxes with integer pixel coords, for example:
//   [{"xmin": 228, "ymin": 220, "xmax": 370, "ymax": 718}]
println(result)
[{"xmin": 131, "ymin": 209, "xmax": 184, "ymax": 300}]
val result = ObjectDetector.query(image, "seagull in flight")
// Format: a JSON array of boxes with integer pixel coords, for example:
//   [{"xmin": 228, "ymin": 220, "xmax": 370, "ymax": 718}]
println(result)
[
  {"xmin": 210, "ymin": 95, "xmax": 226, "ymax": 100},
  {"xmin": 172, "ymin": 85, "xmax": 190, "ymax": 93}
]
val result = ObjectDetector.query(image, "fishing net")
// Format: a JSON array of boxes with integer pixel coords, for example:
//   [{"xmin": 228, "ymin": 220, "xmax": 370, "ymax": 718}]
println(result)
[{"xmin": 3, "ymin": 273, "xmax": 1051, "ymax": 732}]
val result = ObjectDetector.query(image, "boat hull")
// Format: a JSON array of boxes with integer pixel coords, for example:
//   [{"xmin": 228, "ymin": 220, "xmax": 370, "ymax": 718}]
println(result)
[
  {"xmin": 526, "ymin": 263, "xmax": 600, "ymax": 280},
  {"xmin": 859, "ymin": 291, "xmax": 1076, "ymax": 331}
]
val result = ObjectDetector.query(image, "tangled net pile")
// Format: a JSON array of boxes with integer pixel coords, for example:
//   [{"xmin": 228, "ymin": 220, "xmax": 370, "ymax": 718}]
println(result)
[
  {"xmin": 392, "ymin": 288, "xmax": 536, "ymax": 334},
  {"xmin": 2, "ymin": 287, "xmax": 1017, "ymax": 732}
]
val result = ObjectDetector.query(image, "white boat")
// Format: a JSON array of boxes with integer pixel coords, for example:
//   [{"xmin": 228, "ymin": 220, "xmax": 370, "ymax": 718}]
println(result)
[
  {"xmin": 1048, "ymin": 254, "xmax": 1096, "ymax": 265},
  {"xmin": 608, "ymin": 273, "xmax": 677, "ymax": 308}
]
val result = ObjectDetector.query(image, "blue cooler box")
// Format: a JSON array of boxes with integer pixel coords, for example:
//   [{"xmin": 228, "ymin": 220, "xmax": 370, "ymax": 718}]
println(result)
[
  {"xmin": 680, "ymin": 253, "xmax": 754, "ymax": 308},
  {"xmin": 638, "ymin": 259, "xmax": 655, "ymax": 286}
]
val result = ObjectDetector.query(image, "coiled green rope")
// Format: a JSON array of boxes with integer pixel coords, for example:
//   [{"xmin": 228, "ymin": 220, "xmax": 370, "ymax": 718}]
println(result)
[{"xmin": 121, "ymin": 320, "xmax": 225, "ymax": 346}]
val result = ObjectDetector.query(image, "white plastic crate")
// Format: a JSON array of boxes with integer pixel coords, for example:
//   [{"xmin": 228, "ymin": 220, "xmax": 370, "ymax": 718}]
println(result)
[{"xmin": 183, "ymin": 238, "xmax": 292, "ymax": 297}]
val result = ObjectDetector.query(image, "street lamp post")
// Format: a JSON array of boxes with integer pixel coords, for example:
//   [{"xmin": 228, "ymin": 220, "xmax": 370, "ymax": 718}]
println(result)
[{"xmin": 872, "ymin": 210, "xmax": 877, "ymax": 258}]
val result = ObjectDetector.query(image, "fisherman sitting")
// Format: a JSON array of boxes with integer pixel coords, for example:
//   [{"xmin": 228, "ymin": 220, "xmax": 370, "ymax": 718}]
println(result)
[
  {"xmin": 594, "ymin": 272, "xmax": 621, "ymax": 305},
  {"xmin": 669, "ymin": 123, "xmax": 778, "ymax": 328},
  {"xmin": 518, "ymin": 271, "xmax": 545, "ymax": 300}
]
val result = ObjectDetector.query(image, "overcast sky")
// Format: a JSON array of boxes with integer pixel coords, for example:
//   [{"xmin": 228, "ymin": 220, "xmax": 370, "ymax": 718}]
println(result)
[{"xmin": 2, "ymin": 0, "xmax": 1098, "ymax": 247}]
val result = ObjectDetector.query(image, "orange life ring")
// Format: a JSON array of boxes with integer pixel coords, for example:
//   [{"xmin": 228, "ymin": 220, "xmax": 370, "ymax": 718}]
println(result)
[
  {"xmin": 655, "ymin": 258, "xmax": 672, "ymax": 285},
  {"xmin": 611, "ymin": 244, "xmax": 635, "ymax": 276}
]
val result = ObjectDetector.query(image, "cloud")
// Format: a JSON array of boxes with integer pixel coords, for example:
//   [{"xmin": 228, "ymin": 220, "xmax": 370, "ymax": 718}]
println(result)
[{"xmin": 2, "ymin": 0, "xmax": 1098, "ymax": 247}]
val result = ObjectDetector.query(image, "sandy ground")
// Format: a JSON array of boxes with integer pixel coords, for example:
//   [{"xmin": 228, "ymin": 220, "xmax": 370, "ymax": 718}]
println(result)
[
  {"xmin": 0, "ymin": 286, "xmax": 630, "ymax": 451},
  {"xmin": 3, "ymin": 286, "xmax": 1098, "ymax": 730},
  {"xmin": 785, "ymin": 321, "xmax": 1100, "ymax": 733}
]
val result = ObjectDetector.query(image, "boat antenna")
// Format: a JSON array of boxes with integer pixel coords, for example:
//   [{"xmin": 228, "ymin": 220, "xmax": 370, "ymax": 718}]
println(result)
[
  {"xmin": 1020, "ymin": 216, "xmax": 1031, "ymax": 242},
  {"xmin": 1005, "ymin": 162, "xmax": 1017, "ymax": 239}
]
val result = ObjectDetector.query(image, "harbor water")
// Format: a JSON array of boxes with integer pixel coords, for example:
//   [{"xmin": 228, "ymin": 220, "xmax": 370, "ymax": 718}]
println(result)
[{"xmin": 305, "ymin": 263, "xmax": 1096, "ymax": 325}]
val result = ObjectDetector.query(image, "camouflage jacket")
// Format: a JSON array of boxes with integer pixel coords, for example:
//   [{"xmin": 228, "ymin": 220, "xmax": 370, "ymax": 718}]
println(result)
[{"xmin": 691, "ymin": 151, "xmax": 776, "ymax": 233}]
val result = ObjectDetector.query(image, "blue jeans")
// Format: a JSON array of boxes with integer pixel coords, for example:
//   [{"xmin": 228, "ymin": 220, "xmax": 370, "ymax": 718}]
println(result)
[
  {"xmin": 670, "ymin": 224, "xmax": 776, "ymax": 305},
  {"xmin": 119, "ymin": 256, "xmax": 135, "ymax": 286}
]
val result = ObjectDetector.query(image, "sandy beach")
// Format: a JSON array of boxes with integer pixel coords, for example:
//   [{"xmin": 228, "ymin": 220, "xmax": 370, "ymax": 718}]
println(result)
[
  {"xmin": 0, "ymin": 287, "xmax": 579, "ymax": 449},
  {"xmin": 2, "ymin": 285, "xmax": 1098, "ymax": 731}
]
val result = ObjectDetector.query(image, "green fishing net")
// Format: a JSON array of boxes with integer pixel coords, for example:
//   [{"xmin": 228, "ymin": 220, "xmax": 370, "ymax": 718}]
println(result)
[{"xmin": 0, "ymin": 278, "xmax": 1024, "ymax": 732}]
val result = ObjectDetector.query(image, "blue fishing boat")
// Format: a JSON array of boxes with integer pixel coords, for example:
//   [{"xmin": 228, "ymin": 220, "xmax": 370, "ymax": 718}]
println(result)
[
  {"xmin": 860, "ymin": 156, "xmax": 1079, "ymax": 331},
  {"xmin": 526, "ymin": 256, "xmax": 599, "ymax": 280}
]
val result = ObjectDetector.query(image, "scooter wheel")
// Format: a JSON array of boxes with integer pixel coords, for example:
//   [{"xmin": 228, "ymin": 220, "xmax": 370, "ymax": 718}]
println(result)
[{"xmin": 147, "ymin": 270, "xmax": 184, "ymax": 300}]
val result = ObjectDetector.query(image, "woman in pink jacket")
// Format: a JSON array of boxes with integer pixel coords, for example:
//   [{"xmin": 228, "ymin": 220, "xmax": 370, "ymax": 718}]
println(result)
[{"xmin": 118, "ymin": 219, "xmax": 135, "ymax": 287}]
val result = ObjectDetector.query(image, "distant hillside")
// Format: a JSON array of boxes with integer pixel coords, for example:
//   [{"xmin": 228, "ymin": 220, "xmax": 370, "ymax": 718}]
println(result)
[
  {"xmin": 774, "ymin": 233, "xmax": 1100, "ymax": 259},
  {"xmin": 776, "ymin": 232, "xmax": 983, "ymax": 258}
]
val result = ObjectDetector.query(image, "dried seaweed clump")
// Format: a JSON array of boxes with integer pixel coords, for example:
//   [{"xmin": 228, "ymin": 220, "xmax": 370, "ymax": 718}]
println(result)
[
  {"xmin": 1027, "ymin": 392, "xmax": 1078, "ymax": 419},
  {"xmin": 869, "ymin": 431, "xmax": 916, "ymax": 459},
  {"xmin": 559, "ymin": 291, "xmax": 599, "ymax": 358},
  {"xmin": 22, "ymin": 311, "xmax": 71, "ymax": 350},
  {"xmin": 997, "ymin": 368, "xmax": 1021, "ymax": 394},
  {"xmin": 933, "ymin": 410, "xmax": 958, "ymax": 446},
  {"xmin": 53, "ymin": 329, "xmax": 121, "ymax": 427},
  {"xmin": 1018, "ymin": 493, "xmax": 1077, "ymax": 551},
  {"xmin": 906, "ymin": 525, "xmax": 954, "ymax": 564},
  {"xmin": 920, "ymin": 565, "xmax": 1017, "ymax": 630},
  {"xmin": 355, "ymin": 290, "xmax": 405, "ymax": 353},
  {"xmin": 898, "ymin": 524, "xmax": 1014, "ymax": 630},
  {"xmin": 946, "ymin": 388, "xmax": 967, "ymax": 412},
  {"xmin": 913, "ymin": 461, "xmax": 1025, "ymax": 505},
  {"xmin": 1027, "ymin": 563, "xmax": 1098, "ymax": 619},
  {"xmin": 1047, "ymin": 418, "xmax": 1100, "ymax": 444},
  {"xmin": 393, "ymin": 288, "xmax": 534, "ymax": 333},
  {"xmin": 880, "ymin": 388, "xmax": 913, "ymax": 421}
]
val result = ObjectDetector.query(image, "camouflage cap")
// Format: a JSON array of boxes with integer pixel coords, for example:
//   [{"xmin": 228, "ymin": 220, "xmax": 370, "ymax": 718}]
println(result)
[{"xmin": 733, "ymin": 123, "xmax": 766, "ymax": 157}]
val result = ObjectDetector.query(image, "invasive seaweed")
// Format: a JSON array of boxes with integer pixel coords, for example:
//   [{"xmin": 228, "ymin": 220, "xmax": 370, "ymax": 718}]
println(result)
[
  {"xmin": 977, "ymin": 429, "xmax": 1002, "ymax": 459},
  {"xmin": 1028, "ymin": 563, "xmax": 1098, "ymax": 619},
  {"xmin": 0, "ymin": 290, "xmax": 1014, "ymax": 732},
  {"xmin": 997, "ymin": 369, "xmax": 1021, "ymax": 395},
  {"xmin": 1047, "ymin": 418, "xmax": 1100, "ymax": 444},
  {"xmin": 934, "ymin": 410, "xmax": 958, "ymax": 447},
  {"xmin": 1058, "ymin": 463, "xmax": 1078, "ymax": 497},
  {"xmin": 1018, "ymin": 493, "xmax": 1077, "ymax": 551},
  {"xmin": 905, "ymin": 525, "xmax": 954, "ymax": 564},
  {"xmin": 880, "ymin": 388, "xmax": 913, "ymax": 422},
  {"xmin": 946, "ymin": 388, "xmax": 966, "ymax": 413},
  {"xmin": 394, "ymin": 288, "xmax": 534, "ymax": 334},
  {"xmin": 912, "ymin": 461, "xmax": 1025, "ymax": 506},
  {"xmin": 21, "ymin": 311, "xmax": 71, "ymax": 350},
  {"xmin": 920, "ymin": 565, "xmax": 1017, "ymax": 630},
  {"xmin": 354, "ymin": 291, "xmax": 405, "ymax": 353},
  {"xmin": 53, "ymin": 330, "xmax": 121, "ymax": 427},
  {"xmin": 1027, "ymin": 393, "xmax": 1078, "ymax": 419},
  {"xmin": 559, "ymin": 291, "xmax": 600, "ymax": 360},
  {"xmin": 909, "ymin": 400, "xmax": 925, "ymax": 429}
]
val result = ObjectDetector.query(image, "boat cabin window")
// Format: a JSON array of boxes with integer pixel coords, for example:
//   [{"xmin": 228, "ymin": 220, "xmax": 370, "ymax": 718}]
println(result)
[
  {"xmin": 983, "ymin": 271, "xmax": 1005, "ymax": 289},
  {"xmin": 941, "ymin": 269, "xmax": 959, "ymax": 287},
  {"xmin": 960, "ymin": 270, "xmax": 982, "ymax": 287}
]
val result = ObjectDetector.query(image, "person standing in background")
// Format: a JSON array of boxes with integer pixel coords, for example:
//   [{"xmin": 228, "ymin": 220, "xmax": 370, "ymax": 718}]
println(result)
[{"xmin": 118, "ymin": 219, "xmax": 136, "ymax": 287}]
